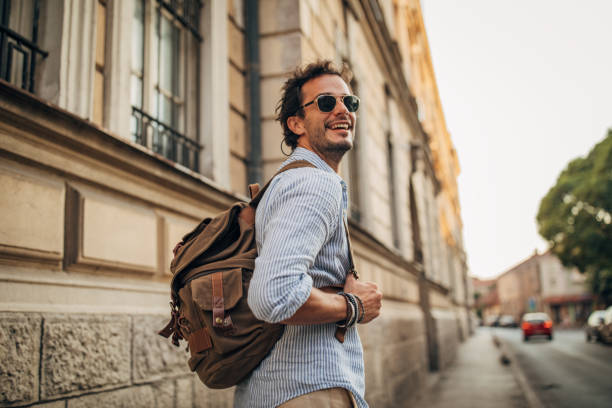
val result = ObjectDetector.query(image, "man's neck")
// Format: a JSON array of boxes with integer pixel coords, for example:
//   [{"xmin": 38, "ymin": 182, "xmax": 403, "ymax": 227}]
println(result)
[{"xmin": 296, "ymin": 144, "xmax": 342, "ymax": 173}]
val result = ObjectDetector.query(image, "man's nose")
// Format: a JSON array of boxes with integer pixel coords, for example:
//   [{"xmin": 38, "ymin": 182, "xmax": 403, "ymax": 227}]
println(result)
[{"xmin": 333, "ymin": 97, "xmax": 350, "ymax": 114}]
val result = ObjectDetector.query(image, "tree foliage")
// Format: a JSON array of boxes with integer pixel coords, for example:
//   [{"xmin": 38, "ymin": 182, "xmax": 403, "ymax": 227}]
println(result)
[{"xmin": 537, "ymin": 129, "xmax": 612, "ymax": 304}]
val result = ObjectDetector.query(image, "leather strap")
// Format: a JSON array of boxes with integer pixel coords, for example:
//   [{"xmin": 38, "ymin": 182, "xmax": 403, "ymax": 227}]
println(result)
[
  {"xmin": 335, "ymin": 217, "xmax": 359, "ymax": 343},
  {"xmin": 250, "ymin": 160, "xmax": 315, "ymax": 207},
  {"xmin": 342, "ymin": 217, "xmax": 359, "ymax": 279},
  {"xmin": 212, "ymin": 272, "xmax": 225, "ymax": 328},
  {"xmin": 158, "ymin": 314, "xmax": 176, "ymax": 339},
  {"xmin": 211, "ymin": 272, "xmax": 235, "ymax": 332},
  {"xmin": 248, "ymin": 184, "xmax": 260, "ymax": 199},
  {"xmin": 335, "ymin": 327, "xmax": 347, "ymax": 343}
]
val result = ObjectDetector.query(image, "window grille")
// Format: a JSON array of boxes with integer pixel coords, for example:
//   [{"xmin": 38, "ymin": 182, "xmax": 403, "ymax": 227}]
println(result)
[
  {"xmin": 131, "ymin": 0, "xmax": 203, "ymax": 172},
  {"xmin": 0, "ymin": 0, "xmax": 48, "ymax": 93}
]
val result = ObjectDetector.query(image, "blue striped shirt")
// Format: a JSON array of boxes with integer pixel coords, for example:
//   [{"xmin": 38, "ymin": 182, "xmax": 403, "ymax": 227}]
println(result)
[{"xmin": 234, "ymin": 147, "xmax": 367, "ymax": 407}]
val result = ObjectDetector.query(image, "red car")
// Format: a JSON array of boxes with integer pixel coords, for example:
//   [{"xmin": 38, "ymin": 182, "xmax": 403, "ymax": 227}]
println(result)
[{"xmin": 521, "ymin": 312, "xmax": 553, "ymax": 341}]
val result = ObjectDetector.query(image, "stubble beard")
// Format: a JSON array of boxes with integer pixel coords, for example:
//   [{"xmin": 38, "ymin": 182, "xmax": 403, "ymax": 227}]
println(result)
[{"xmin": 309, "ymin": 123, "xmax": 353, "ymax": 165}]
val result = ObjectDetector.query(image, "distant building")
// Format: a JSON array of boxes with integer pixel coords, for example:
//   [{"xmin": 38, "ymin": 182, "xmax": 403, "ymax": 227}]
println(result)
[
  {"xmin": 497, "ymin": 251, "xmax": 543, "ymax": 321},
  {"xmin": 539, "ymin": 252, "xmax": 592, "ymax": 326},
  {"xmin": 495, "ymin": 250, "xmax": 592, "ymax": 325},
  {"xmin": 472, "ymin": 277, "xmax": 499, "ymax": 323}
]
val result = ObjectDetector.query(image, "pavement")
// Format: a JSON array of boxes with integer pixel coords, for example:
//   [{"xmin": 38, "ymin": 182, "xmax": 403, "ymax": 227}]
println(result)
[{"xmin": 412, "ymin": 327, "xmax": 531, "ymax": 408}]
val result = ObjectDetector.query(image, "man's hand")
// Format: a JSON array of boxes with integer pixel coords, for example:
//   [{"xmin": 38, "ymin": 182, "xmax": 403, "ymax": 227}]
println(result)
[{"xmin": 343, "ymin": 274, "xmax": 382, "ymax": 324}]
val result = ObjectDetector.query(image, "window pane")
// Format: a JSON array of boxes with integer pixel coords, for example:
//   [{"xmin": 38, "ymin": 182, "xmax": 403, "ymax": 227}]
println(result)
[
  {"xmin": 159, "ymin": 94, "xmax": 173, "ymax": 125},
  {"xmin": 131, "ymin": 75, "xmax": 142, "ymax": 108},
  {"xmin": 95, "ymin": 1, "xmax": 107, "ymax": 67},
  {"xmin": 131, "ymin": 0, "xmax": 144, "ymax": 74},
  {"xmin": 159, "ymin": 15, "xmax": 177, "ymax": 95},
  {"xmin": 93, "ymin": 70, "xmax": 105, "ymax": 125}
]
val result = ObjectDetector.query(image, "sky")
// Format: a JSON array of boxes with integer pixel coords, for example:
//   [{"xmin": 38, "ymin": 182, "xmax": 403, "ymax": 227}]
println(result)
[{"xmin": 420, "ymin": 0, "xmax": 612, "ymax": 279}]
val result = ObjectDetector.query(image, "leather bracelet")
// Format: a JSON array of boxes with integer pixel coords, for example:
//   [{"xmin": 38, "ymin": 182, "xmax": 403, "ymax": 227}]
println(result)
[
  {"xmin": 345, "ymin": 293, "xmax": 358, "ymax": 328},
  {"xmin": 336, "ymin": 293, "xmax": 353, "ymax": 328},
  {"xmin": 336, "ymin": 292, "xmax": 357, "ymax": 328},
  {"xmin": 354, "ymin": 294, "xmax": 365, "ymax": 323}
]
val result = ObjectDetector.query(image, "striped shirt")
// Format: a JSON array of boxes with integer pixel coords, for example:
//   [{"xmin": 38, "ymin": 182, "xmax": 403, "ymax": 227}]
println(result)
[{"xmin": 234, "ymin": 147, "xmax": 367, "ymax": 408}]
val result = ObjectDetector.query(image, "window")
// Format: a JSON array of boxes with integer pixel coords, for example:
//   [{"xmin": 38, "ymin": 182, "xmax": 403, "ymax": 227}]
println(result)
[
  {"xmin": 131, "ymin": 0, "xmax": 202, "ymax": 171},
  {"xmin": 387, "ymin": 132, "xmax": 400, "ymax": 249},
  {"xmin": 93, "ymin": 0, "xmax": 109, "ymax": 126},
  {"xmin": 0, "ymin": 0, "xmax": 48, "ymax": 92},
  {"xmin": 347, "ymin": 78, "xmax": 362, "ymax": 222}
]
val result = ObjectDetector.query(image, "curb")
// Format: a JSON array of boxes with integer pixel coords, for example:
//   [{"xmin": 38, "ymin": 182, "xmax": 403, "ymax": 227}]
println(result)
[{"xmin": 492, "ymin": 334, "xmax": 545, "ymax": 408}]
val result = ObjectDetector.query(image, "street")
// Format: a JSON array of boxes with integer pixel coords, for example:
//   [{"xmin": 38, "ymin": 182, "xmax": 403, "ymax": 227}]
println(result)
[{"xmin": 494, "ymin": 327, "xmax": 612, "ymax": 408}]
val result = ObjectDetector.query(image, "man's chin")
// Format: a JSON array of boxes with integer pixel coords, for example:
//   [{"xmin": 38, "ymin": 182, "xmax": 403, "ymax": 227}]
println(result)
[{"xmin": 326, "ymin": 140, "xmax": 352, "ymax": 154}]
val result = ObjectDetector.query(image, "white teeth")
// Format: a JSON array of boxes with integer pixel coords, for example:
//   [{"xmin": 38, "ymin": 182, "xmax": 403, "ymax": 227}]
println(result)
[{"xmin": 331, "ymin": 123, "xmax": 349, "ymax": 129}]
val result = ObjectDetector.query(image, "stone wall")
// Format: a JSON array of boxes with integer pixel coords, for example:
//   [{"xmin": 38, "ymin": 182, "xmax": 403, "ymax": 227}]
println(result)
[
  {"xmin": 432, "ymin": 309, "xmax": 459, "ymax": 372},
  {"xmin": 0, "ymin": 312, "xmax": 218, "ymax": 408},
  {"xmin": 228, "ymin": 0, "xmax": 249, "ymax": 194},
  {"xmin": 360, "ymin": 302, "xmax": 428, "ymax": 407}
]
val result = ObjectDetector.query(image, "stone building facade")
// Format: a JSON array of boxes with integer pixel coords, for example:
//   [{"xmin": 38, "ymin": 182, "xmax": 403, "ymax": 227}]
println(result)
[
  {"xmin": 497, "ymin": 251, "xmax": 543, "ymax": 321},
  {"xmin": 495, "ymin": 250, "xmax": 592, "ymax": 326},
  {"xmin": 0, "ymin": 0, "xmax": 469, "ymax": 407},
  {"xmin": 539, "ymin": 251, "xmax": 593, "ymax": 326}
]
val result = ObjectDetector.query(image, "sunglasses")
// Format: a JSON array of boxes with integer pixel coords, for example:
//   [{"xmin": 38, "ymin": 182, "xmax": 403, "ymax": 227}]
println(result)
[{"xmin": 300, "ymin": 94, "xmax": 360, "ymax": 113}]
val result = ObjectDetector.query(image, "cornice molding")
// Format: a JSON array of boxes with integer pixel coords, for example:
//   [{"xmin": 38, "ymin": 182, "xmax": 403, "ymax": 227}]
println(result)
[{"xmin": 0, "ymin": 80, "xmax": 240, "ymax": 213}]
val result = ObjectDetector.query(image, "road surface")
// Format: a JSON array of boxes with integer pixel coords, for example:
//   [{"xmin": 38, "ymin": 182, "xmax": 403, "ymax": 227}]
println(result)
[{"xmin": 494, "ymin": 327, "xmax": 612, "ymax": 408}]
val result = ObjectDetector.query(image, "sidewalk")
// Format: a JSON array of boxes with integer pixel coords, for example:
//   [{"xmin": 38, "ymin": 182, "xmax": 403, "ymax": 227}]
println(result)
[{"xmin": 412, "ymin": 328, "xmax": 529, "ymax": 408}]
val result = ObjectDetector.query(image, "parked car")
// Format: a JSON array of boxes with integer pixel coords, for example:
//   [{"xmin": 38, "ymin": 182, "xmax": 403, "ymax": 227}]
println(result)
[
  {"xmin": 585, "ymin": 310, "xmax": 606, "ymax": 342},
  {"xmin": 484, "ymin": 315, "xmax": 500, "ymax": 327},
  {"xmin": 498, "ymin": 315, "xmax": 518, "ymax": 328},
  {"xmin": 599, "ymin": 306, "xmax": 612, "ymax": 344},
  {"xmin": 521, "ymin": 312, "xmax": 553, "ymax": 341}
]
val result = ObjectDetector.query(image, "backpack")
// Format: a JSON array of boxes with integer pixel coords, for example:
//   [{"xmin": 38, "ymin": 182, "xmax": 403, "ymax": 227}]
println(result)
[{"xmin": 158, "ymin": 160, "xmax": 314, "ymax": 389}]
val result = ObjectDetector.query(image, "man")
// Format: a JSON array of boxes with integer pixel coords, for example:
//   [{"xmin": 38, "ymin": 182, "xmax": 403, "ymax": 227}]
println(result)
[{"xmin": 234, "ymin": 61, "xmax": 382, "ymax": 407}]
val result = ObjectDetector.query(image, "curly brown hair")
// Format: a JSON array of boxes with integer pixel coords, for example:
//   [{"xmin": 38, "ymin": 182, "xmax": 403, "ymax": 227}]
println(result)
[{"xmin": 275, "ymin": 60, "xmax": 353, "ymax": 151}]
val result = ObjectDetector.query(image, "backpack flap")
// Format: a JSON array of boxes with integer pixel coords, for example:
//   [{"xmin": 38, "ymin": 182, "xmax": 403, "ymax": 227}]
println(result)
[
  {"xmin": 190, "ymin": 269, "xmax": 243, "ymax": 332},
  {"xmin": 170, "ymin": 203, "xmax": 248, "ymax": 294}
]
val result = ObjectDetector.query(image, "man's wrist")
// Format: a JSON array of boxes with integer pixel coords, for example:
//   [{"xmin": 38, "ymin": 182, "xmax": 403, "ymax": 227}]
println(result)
[{"xmin": 336, "ymin": 292, "xmax": 362, "ymax": 328}]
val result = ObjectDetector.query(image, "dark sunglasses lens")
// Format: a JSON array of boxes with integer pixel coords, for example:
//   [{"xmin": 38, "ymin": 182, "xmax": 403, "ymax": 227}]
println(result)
[
  {"xmin": 317, "ymin": 95, "xmax": 337, "ymax": 112},
  {"xmin": 343, "ymin": 96, "xmax": 359, "ymax": 112}
]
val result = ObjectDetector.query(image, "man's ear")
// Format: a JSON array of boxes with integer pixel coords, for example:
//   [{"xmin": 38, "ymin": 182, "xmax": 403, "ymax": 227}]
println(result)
[{"xmin": 287, "ymin": 116, "xmax": 305, "ymax": 136}]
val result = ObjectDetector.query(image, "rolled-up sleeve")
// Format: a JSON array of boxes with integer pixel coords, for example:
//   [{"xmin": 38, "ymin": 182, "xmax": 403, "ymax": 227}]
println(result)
[{"xmin": 248, "ymin": 169, "xmax": 342, "ymax": 323}]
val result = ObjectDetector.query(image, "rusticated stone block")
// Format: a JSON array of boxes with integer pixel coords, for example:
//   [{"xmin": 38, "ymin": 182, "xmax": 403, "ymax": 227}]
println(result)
[
  {"xmin": 132, "ymin": 315, "xmax": 191, "ymax": 383},
  {"xmin": 67, "ymin": 386, "xmax": 154, "ymax": 408},
  {"xmin": 152, "ymin": 380, "xmax": 174, "ymax": 408},
  {"xmin": 176, "ymin": 377, "xmax": 194, "ymax": 408},
  {"xmin": 41, "ymin": 314, "xmax": 130, "ymax": 398},
  {"xmin": 194, "ymin": 384, "xmax": 234, "ymax": 408},
  {"xmin": 0, "ymin": 313, "xmax": 41, "ymax": 406}
]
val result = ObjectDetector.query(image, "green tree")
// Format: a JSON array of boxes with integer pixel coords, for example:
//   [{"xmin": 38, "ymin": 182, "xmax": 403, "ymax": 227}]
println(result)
[{"xmin": 537, "ymin": 130, "xmax": 612, "ymax": 305}]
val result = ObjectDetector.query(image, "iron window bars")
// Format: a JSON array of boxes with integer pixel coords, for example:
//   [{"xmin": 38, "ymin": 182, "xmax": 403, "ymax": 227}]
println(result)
[
  {"xmin": 0, "ymin": 0, "xmax": 48, "ymax": 93},
  {"xmin": 132, "ymin": 105, "xmax": 200, "ymax": 171},
  {"xmin": 131, "ymin": 0, "xmax": 203, "ymax": 172}
]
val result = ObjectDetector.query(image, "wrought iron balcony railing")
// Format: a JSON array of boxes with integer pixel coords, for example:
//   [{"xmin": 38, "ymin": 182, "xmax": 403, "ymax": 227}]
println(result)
[{"xmin": 131, "ymin": 106, "xmax": 201, "ymax": 172}]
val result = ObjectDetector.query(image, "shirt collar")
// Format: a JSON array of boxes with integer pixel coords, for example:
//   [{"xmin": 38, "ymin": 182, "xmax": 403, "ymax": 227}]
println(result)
[
  {"xmin": 283, "ymin": 147, "xmax": 348, "ymax": 210},
  {"xmin": 285, "ymin": 147, "xmax": 337, "ymax": 174},
  {"xmin": 282, "ymin": 147, "xmax": 347, "ymax": 193}
]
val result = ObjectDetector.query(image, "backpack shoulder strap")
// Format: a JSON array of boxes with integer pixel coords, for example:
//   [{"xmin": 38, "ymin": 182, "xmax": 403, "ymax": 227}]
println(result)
[{"xmin": 249, "ymin": 160, "xmax": 316, "ymax": 207}]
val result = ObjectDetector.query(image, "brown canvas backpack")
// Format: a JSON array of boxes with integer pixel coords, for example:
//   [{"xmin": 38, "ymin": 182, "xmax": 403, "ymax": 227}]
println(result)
[{"xmin": 158, "ymin": 160, "xmax": 314, "ymax": 388}]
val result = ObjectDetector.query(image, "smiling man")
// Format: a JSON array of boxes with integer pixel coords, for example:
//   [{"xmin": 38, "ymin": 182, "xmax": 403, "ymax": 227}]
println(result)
[{"xmin": 233, "ymin": 61, "xmax": 382, "ymax": 407}]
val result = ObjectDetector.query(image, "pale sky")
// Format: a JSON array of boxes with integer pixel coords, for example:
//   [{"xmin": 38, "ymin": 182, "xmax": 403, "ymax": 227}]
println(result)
[{"xmin": 421, "ymin": 0, "xmax": 612, "ymax": 279}]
